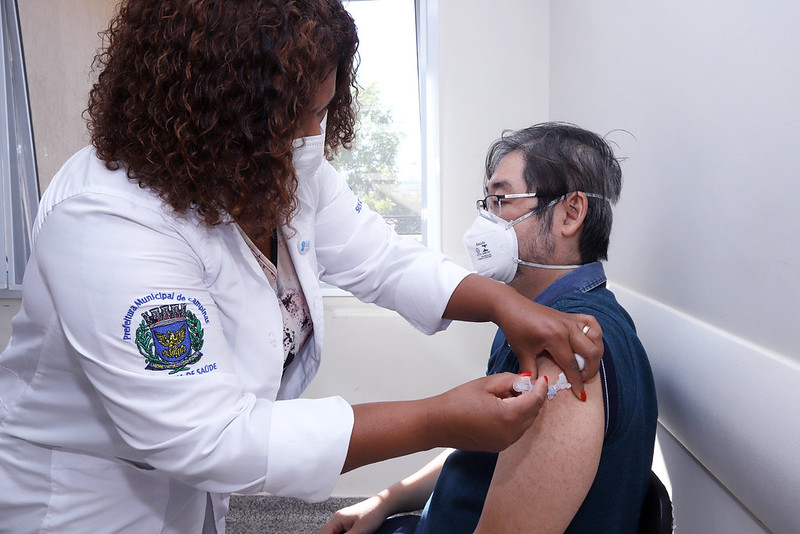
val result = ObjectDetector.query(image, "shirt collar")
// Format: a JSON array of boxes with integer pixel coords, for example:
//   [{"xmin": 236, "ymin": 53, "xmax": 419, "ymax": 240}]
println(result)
[{"xmin": 534, "ymin": 262, "xmax": 607, "ymax": 307}]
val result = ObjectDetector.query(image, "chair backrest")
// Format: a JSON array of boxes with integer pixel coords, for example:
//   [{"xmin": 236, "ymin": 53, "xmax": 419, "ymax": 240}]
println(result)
[{"xmin": 637, "ymin": 470, "xmax": 673, "ymax": 534}]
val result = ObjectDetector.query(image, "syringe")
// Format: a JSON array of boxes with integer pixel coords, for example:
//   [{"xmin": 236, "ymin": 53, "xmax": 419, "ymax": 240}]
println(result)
[{"xmin": 512, "ymin": 372, "xmax": 533, "ymax": 394}]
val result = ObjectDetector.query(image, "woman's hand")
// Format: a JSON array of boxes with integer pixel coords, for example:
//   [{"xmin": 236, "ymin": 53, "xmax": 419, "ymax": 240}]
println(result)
[
  {"xmin": 343, "ymin": 373, "xmax": 547, "ymax": 473},
  {"xmin": 493, "ymin": 289, "xmax": 602, "ymax": 400},
  {"xmin": 430, "ymin": 372, "xmax": 549, "ymax": 452},
  {"xmin": 318, "ymin": 496, "xmax": 389, "ymax": 534},
  {"xmin": 443, "ymin": 274, "xmax": 603, "ymax": 400}
]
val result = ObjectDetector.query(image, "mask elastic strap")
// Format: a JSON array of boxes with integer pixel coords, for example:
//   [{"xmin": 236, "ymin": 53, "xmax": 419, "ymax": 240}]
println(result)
[
  {"xmin": 502, "ymin": 195, "xmax": 566, "ymax": 229},
  {"xmin": 584, "ymin": 192, "xmax": 614, "ymax": 203},
  {"xmin": 514, "ymin": 258, "xmax": 583, "ymax": 270}
]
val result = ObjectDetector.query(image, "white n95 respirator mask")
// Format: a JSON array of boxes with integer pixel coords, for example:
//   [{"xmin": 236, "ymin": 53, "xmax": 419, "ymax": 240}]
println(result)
[
  {"xmin": 462, "ymin": 212, "xmax": 521, "ymax": 283},
  {"xmin": 292, "ymin": 112, "xmax": 327, "ymax": 178}
]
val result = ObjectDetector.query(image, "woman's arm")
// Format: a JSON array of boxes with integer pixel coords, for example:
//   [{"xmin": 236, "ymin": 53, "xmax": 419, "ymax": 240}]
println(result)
[
  {"xmin": 343, "ymin": 373, "xmax": 548, "ymax": 472},
  {"xmin": 443, "ymin": 274, "xmax": 604, "ymax": 399},
  {"xmin": 475, "ymin": 357, "xmax": 605, "ymax": 533}
]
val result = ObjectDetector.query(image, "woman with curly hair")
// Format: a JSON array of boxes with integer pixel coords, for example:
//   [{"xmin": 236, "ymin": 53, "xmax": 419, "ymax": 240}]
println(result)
[{"xmin": 0, "ymin": 1, "xmax": 602, "ymax": 531}]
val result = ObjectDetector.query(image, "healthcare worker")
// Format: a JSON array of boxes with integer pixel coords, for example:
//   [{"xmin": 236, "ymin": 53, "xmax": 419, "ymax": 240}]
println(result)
[{"xmin": 0, "ymin": 1, "xmax": 602, "ymax": 532}]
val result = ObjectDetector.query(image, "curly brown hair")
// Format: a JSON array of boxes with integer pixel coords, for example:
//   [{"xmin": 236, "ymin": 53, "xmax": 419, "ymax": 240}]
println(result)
[{"xmin": 87, "ymin": 0, "xmax": 359, "ymax": 231}]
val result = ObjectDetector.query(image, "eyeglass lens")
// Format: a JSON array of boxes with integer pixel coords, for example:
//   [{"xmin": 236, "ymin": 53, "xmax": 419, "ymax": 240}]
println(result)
[{"xmin": 485, "ymin": 195, "xmax": 502, "ymax": 215}]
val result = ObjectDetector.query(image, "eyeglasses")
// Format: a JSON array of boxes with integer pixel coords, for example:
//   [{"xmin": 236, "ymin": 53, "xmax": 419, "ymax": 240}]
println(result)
[
  {"xmin": 476, "ymin": 193, "xmax": 544, "ymax": 216},
  {"xmin": 477, "ymin": 191, "xmax": 611, "ymax": 218}
]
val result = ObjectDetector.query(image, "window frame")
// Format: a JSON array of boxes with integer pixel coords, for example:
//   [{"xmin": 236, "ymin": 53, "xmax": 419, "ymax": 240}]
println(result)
[
  {"xmin": 415, "ymin": 0, "xmax": 441, "ymax": 252},
  {"xmin": 1, "ymin": 0, "xmax": 40, "ymax": 298}
]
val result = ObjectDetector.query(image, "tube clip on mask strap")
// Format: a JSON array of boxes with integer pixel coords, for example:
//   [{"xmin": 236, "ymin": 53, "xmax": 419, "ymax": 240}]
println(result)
[{"xmin": 462, "ymin": 192, "xmax": 613, "ymax": 281}]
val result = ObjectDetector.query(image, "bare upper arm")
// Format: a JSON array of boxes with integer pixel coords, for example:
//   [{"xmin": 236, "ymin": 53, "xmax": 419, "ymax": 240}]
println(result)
[{"xmin": 475, "ymin": 356, "xmax": 605, "ymax": 533}]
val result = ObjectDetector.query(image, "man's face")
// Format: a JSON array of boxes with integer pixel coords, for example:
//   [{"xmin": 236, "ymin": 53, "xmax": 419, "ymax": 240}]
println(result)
[
  {"xmin": 486, "ymin": 151, "xmax": 539, "ymax": 221},
  {"xmin": 487, "ymin": 151, "xmax": 556, "ymax": 268}
]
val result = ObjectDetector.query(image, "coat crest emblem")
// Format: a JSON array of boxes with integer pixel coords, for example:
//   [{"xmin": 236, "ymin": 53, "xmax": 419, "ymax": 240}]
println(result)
[{"xmin": 136, "ymin": 304, "xmax": 204, "ymax": 373}]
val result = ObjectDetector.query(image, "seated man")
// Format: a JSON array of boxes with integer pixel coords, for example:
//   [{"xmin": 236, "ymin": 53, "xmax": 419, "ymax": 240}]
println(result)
[{"xmin": 320, "ymin": 122, "xmax": 658, "ymax": 533}]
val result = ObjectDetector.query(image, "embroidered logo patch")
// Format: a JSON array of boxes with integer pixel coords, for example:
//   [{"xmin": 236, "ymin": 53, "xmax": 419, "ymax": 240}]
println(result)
[{"xmin": 135, "ymin": 303, "xmax": 204, "ymax": 374}]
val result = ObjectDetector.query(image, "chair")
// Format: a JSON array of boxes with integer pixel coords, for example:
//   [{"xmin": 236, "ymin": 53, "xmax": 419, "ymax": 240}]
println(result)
[{"xmin": 637, "ymin": 470, "xmax": 674, "ymax": 534}]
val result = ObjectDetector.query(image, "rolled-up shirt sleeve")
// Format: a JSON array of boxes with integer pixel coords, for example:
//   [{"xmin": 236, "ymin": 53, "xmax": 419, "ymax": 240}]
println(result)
[{"xmin": 265, "ymin": 397, "xmax": 354, "ymax": 501}]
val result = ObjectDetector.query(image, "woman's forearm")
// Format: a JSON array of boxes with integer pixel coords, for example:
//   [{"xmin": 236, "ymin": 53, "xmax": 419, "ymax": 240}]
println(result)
[
  {"xmin": 343, "ymin": 399, "xmax": 437, "ymax": 473},
  {"xmin": 442, "ymin": 273, "xmax": 505, "ymax": 323},
  {"xmin": 342, "ymin": 374, "xmax": 548, "ymax": 474}
]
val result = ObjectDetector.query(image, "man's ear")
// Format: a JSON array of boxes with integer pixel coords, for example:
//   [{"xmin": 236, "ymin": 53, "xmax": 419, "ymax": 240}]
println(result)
[{"xmin": 559, "ymin": 192, "xmax": 588, "ymax": 238}]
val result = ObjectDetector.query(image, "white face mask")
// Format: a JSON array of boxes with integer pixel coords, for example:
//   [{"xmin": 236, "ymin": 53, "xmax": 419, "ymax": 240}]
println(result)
[
  {"xmin": 292, "ymin": 113, "xmax": 327, "ymax": 178},
  {"xmin": 463, "ymin": 193, "xmax": 610, "ymax": 283},
  {"xmin": 462, "ymin": 211, "xmax": 523, "ymax": 283}
]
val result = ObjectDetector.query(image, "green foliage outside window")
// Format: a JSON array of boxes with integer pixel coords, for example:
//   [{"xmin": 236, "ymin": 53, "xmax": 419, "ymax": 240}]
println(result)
[{"xmin": 332, "ymin": 82, "xmax": 421, "ymax": 236}]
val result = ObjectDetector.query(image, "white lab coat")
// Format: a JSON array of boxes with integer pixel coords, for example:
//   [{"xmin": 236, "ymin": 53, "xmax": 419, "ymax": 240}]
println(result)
[{"xmin": 0, "ymin": 146, "xmax": 468, "ymax": 533}]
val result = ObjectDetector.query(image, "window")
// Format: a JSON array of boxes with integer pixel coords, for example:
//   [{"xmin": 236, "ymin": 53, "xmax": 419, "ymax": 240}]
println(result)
[
  {"xmin": 0, "ymin": 0, "xmax": 39, "ymax": 297},
  {"xmin": 335, "ymin": 0, "xmax": 439, "ymax": 248}
]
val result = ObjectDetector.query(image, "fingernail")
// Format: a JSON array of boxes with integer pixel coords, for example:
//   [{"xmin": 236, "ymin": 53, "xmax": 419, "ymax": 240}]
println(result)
[
  {"xmin": 581, "ymin": 390, "xmax": 587, "ymax": 402},
  {"xmin": 544, "ymin": 376, "xmax": 548, "ymax": 383}
]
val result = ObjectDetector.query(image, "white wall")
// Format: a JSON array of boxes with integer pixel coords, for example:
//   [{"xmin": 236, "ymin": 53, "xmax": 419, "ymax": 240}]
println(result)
[
  {"xmin": 549, "ymin": 1, "xmax": 799, "ymax": 531},
  {"xmin": 19, "ymin": 0, "xmax": 117, "ymax": 192},
  {"xmin": 436, "ymin": 0, "xmax": 550, "ymax": 263}
]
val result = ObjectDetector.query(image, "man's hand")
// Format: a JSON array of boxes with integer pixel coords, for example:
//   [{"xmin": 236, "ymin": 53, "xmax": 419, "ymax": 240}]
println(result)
[{"xmin": 318, "ymin": 495, "xmax": 389, "ymax": 534}]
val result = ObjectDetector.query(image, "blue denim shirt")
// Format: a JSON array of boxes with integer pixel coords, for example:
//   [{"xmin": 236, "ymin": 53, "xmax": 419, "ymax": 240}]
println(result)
[
  {"xmin": 416, "ymin": 262, "xmax": 658, "ymax": 534},
  {"xmin": 535, "ymin": 260, "xmax": 607, "ymax": 306}
]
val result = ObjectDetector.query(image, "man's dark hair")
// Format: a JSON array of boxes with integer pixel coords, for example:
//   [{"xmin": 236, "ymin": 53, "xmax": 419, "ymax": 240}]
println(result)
[{"xmin": 485, "ymin": 122, "xmax": 623, "ymax": 263}]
